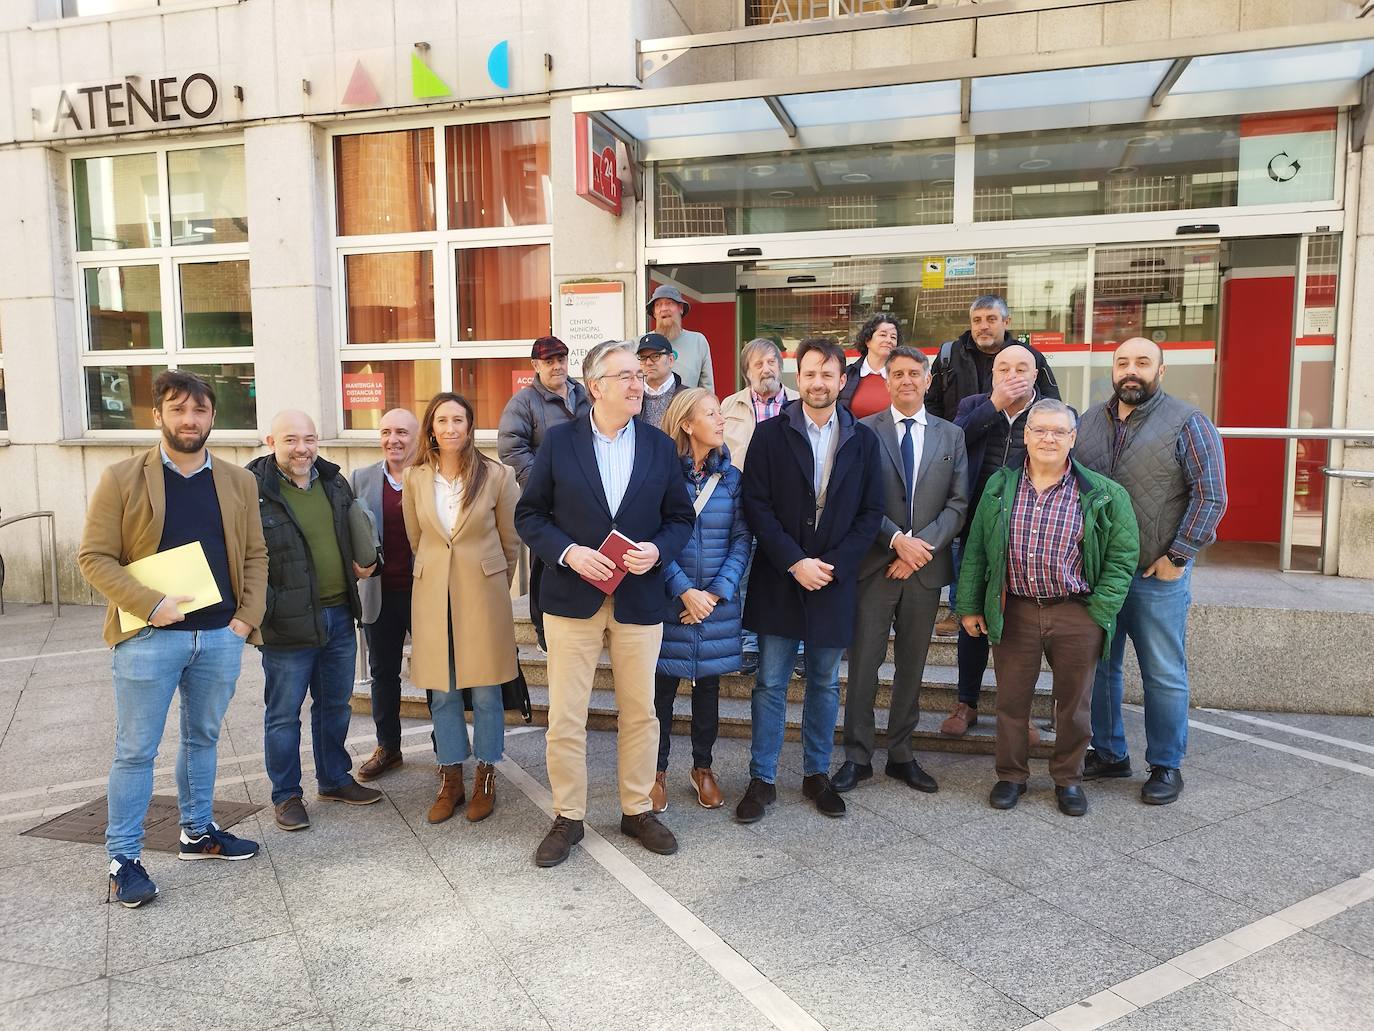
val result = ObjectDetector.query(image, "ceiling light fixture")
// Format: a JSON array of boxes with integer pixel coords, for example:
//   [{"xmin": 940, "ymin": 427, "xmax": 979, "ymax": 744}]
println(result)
[
  {"xmin": 1018, "ymin": 158, "xmax": 1051, "ymax": 171},
  {"xmin": 747, "ymin": 164, "xmax": 777, "ymax": 177},
  {"xmin": 841, "ymin": 172, "xmax": 872, "ymax": 183},
  {"xmin": 768, "ymin": 189, "xmax": 795, "ymax": 199}
]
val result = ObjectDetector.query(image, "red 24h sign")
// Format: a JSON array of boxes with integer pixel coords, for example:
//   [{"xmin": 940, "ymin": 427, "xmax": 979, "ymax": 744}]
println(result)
[{"xmin": 575, "ymin": 113, "xmax": 623, "ymax": 215}]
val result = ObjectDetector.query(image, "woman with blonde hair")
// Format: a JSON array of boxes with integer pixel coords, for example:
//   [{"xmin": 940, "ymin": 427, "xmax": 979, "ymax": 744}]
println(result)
[
  {"xmin": 403, "ymin": 392, "xmax": 519, "ymax": 824},
  {"xmin": 649, "ymin": 387, "xmax": 752, "ymax": 812}
]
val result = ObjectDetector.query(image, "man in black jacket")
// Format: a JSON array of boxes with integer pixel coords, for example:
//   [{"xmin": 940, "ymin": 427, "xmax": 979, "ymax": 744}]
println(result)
[
  {"xmin": 927, "ymin": 295, "xmax": 1060, "ymax": 636},
  {"xmin": 248, "ymin": 410, "xmax": 379, "ymax": 833}
]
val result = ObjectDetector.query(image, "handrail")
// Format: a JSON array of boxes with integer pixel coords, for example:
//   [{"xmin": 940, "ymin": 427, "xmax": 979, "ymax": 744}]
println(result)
[
  {"xmin": 1323, "ymin": 468, "xmax": 1374, "ymax": 483},
  {"xmin": 0, "ymin": 510, "xmax": 60, "ymax": 619},
  {"xmin": 1216, "ymin": 428, "xmax": 1374, "ymax": 443}
]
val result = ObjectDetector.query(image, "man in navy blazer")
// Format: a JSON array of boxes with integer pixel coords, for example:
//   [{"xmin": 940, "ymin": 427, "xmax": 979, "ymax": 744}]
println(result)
[
  {"xmin": 735, "ymin": 337, "xmax": 884, "ymax": 824},
  {"xmin": 516, "ymin": 339, "xmax": 695, "ymax": 868}
]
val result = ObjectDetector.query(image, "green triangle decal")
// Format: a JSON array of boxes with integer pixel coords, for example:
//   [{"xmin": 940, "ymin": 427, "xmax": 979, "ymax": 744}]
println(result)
[{"xmin": 411, "ymin": 53, "xmax": 452, "ymax": 99}]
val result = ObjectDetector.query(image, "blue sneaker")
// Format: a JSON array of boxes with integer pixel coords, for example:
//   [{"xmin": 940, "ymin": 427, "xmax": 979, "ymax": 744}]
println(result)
[
  {"xmin": 178, "ymin": 823, "xmax": 260, "ymax": 862},
  {"xmin": 108, "ymin": 856, "xmax": 158, "ymax": 908}
]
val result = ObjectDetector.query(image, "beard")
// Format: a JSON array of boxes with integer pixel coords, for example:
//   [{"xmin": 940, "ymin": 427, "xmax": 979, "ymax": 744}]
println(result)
[
  {"xmin": 750, "ymin": 371, "xmax": 781, "ymax": 396},
  {"xmin": 802, "ymin": 388, "xmax": 836, "ymax": 410},
  {"xmin": 162, "ymin": 423, "xmax": 210, "ymax": 454},
  {"xmin": 1113, "ymin": 374, "xmax": 1160, "ymax": 406}
]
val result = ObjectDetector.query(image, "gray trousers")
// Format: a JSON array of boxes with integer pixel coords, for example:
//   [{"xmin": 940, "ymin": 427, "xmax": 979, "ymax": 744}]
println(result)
[{"xmin": 843, "ymin": 569, "xmax": 941, "ymax": 765}]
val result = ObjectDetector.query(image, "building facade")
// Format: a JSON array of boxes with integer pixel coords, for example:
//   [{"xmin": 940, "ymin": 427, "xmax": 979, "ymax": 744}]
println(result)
[{"xmin": 0, "ymin": 0, "xmax": 1371, "ymax": 606}]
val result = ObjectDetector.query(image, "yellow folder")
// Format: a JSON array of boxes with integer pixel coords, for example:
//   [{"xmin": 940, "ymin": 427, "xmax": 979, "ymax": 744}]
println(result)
[{"xmin": 116, "ymin": 541, "xmax": 223, "ymax": 633}]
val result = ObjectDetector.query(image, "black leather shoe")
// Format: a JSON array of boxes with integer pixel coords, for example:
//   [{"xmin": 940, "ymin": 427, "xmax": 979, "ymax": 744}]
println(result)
[
  {"xmin": 534, "ymin": 816, "xmax": 584, "ymax": 867},
  {"xmin": 1141, "ymin": 766, "xmax": 1183, "ymax": 805},
  {"xmin": 735, "ymin": 778, "xmax": 776, "ymax": 824},
  {"xmin": 885, "ymin": 759, "xmax": 938, "ymax": 793},
  {"xmin": 740, "ymin": 651, "xmax": 760, "ymax": 677},
  {"xmin": 1083, "ymin": 748, "xmax": 1132, "ymax": 780},
  {"xmin": 1055, "ymin": 785, "xmax": 1088, "ymax": 816},
  {"xmin": 989, "ymin": 780, "xmax": 1027, "ymax": 810},
  {"xmin": 802, "ymin": 774, "xmax": 846, "ymax": 817},
  {"xmin": 830, "ymin": 761, "xmax": 872, "ymax": 793},
  {"xmin": 793, "ymin": 656, "xmax": 807, "ymax": 679}
]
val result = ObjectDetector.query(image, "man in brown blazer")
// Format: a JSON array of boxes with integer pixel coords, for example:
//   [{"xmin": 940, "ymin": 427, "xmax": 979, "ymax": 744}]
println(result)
[{"xmin": 78, "ymin": 371, "xmax": 267, "ymax": 909}]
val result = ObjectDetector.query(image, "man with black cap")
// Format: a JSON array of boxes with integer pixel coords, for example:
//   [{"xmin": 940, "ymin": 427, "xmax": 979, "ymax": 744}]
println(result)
[
  {"xmin": 498, "ymin": 336, "xmax": 592, "ymax": 488},
  {"xmin": 499, "ymin": 336, "xmax": 593, "ymax": 649},
  {"xmin": 648, "ymin": 284, "xmax": 714, "ymax": 392},
  {"xmin": 637, "ymin": 332, "xmax": 684, "ymax": 430}
]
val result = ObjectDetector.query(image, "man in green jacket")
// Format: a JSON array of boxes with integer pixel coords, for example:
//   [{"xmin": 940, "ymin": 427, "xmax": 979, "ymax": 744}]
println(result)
[{"xmin": 956, "ymin": 399, "xmax": 1138, "ymax": 816}]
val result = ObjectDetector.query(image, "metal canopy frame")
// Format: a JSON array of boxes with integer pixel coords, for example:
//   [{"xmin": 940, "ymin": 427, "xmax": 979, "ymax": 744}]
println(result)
[{"xmin": 581, "ymin": 21, "xmax": 1374, "ymax": 161}]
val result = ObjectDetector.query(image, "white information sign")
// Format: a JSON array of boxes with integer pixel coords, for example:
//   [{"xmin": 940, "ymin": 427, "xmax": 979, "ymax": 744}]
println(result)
[{"xmin": 558, "ymin": 281, "xmax": 625, "ymax": 376}]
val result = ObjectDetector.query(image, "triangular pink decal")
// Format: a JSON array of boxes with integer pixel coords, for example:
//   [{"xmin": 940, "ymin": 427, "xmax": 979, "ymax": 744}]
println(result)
[{"xmin": 341, "ymin": 61, "xmax": 380, "ymax": 106}]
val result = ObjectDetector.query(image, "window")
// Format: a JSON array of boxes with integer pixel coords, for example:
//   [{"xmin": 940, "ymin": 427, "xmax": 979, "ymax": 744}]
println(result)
[
  {"xmin": 72, "ymin": 143, "xmax": 253, "ymax": 431},
  {"xmin": 974, "ymin": 112, "xmax": 1338, "ymax": 222},
  {"xmin": 333, "ymin": 117, "xmax": 552, "ymax": 434},
  {"xmin": 653, "ymin": 139, "xmax": 956, "ymax": 239}
]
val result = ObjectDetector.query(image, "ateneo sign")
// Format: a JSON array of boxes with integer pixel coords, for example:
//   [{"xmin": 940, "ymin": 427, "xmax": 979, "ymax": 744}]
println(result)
[{"xmin": 38, "ymin": 72, "xmax": 221, "ymax": 139}]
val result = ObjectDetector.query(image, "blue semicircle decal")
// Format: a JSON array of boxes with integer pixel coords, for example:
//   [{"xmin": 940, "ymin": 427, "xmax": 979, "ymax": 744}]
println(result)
[{"xmin": 487, "ymin": 40, "xmax": 511, "ymax": 90}]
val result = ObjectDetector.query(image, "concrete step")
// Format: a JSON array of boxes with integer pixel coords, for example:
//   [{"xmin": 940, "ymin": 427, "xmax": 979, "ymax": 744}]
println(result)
[
  {"xmin": 511, "ymin": 645, "xmax": 1055, "ymax": 719},
  {"xmin": 348, "ymin": 681, "xmax": 1055, "ymax": 759}
]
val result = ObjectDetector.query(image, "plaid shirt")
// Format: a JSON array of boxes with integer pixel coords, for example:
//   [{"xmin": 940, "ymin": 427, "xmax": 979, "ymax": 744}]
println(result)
[
  {"xmin": 751, "ymin": 390, "xmax": 785, "ymax": 424},
  {"xmin": 1006, "ymin": 463, "xmax": 1089, "ymax": 599},
  {"xmin": 1110, "ymin": 405, "xmax": 1227, "ymax": 561}
]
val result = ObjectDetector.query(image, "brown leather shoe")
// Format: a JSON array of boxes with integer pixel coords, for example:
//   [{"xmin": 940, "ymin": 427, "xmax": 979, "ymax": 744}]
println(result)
[
  {"xmin": 649, "ymin": 771, "xmax": 668, "ymax": 814},
  {"xmin": 535, "ymin": 816, "xmax": 584, "ymax": 867},
  {"xmin": 940, "ymin": 702, "xmax": 978, "ymax": 737},
  {"xmin": 1027, "ymin": 720, "xmax": 1041, "ymax": 747},
  {"xmin": 934, "ymin": 616, "xmax": 959, "ymax": 637},
  {"xmin": 466, "ymin": 762, "xmax": 496, "ymax": 823},
  {"xmin": 620, "ymin": 812, "xmax": 678, "ymax": 855},
  {"xmin": 357, "ymin": 745, "xmax": 402, "ymax": 782},
  {"xmin": 427, "ymin": 764, "xmax": 465, "ymax": 825},
  {"xmin": 690, "ymin": 767, "xmax": 724, "ymax": 809}
]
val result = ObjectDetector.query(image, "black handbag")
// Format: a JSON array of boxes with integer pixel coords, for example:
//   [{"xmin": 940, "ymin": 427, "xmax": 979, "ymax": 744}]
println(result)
[{"xmin": 461, "ymin": 656, "xmax": 532, "ymax": 723}]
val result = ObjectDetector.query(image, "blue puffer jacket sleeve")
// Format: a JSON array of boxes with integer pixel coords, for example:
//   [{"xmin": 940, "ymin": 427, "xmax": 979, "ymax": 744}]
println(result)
[{"xmin": 656, "ymin": 446, "xmax": 751, "ymax": 682}]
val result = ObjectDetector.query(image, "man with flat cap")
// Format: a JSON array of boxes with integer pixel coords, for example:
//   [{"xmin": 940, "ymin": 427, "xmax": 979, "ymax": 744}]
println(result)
[
  {"xmin": 648, "ymin": 284, "xmax": 714, "ymax": 392},
  {"xmin": 499, "ymin": 335, "xmax": 593, "ymax": 648}
]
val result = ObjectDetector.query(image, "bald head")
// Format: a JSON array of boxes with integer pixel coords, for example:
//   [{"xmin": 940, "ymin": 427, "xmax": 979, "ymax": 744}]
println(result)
[
  {"xmin": 379, "ymin": 407, "xmax": 419, "ymax": 470},
  {"xmin": 1111, "ymin": 337, "xmax": 1167, "ymax": 411},
  {"xmin": 266, "ymin": 409, "xmax": 320, "ymax": 486},
  {"xmin": 991, "ymin": 343, "xmax": 1036, "ymax": 411},
  {"xmin": 994, "ymin": 344, "xmax": 1035, "ymax": 372}
]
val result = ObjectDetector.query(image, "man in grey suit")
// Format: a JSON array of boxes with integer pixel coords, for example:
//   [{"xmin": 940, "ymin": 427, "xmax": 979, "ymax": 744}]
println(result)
[
  {"xmin": 832, "ymin": 346, "xmax": 969, "ymax": 794},
  {"xmin": 350, "ymin": 407, "xmax": 420, "ymax": 781}
]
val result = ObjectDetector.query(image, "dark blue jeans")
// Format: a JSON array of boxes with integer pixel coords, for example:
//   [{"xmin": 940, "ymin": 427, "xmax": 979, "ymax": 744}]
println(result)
[
  {"xmin": 262, "ymin": 605, "xmax": 358, "ymax": 805},
  {"xmin": 363, "ymin": 591, "xmax": 411, "ymax": 751}
]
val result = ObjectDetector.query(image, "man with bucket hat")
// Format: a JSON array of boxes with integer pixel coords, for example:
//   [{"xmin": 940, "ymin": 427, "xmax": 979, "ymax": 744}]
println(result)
[{"xmin": 648, "ymin": 284, "xmax": 715, "ymax": 393}]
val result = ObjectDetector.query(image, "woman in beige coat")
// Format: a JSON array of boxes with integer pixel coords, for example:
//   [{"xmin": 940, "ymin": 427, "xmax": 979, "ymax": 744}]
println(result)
[{"xmin": 403, "ymin": 392, "xmax": 520, "ymax": 824}]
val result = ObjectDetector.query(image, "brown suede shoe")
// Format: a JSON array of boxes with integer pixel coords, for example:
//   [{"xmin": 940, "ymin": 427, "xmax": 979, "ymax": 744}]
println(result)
[
  {"xmin": 934, "ymin": 616, "xmax": 959, "ymax": 637},
  {"xmin": 535, "ymin": 816, "xmax": 584, "ymax": 867},
  {"xmin": 466, "ymin": 762, "xmax": 496, "ymax": 823},
  {"xmin": 620, "ymin": 812, "xmax": 678, "ymax": 855},
  {"xmin": 357, "ymin": 745, "xmax": 402, "ymax": 782},
  {"xmin": 940, "ymin": 702, "xmax": 978, "ymax": 737},
  {"xmin": 649, "ymin": 771, "xmax": 668, "ymax": 814},
  {"xmin": 690, "ymin": 767, "xmax": 724, "ymax": 809},
  {"xmin": 427, "ymin": 764, "xmax": 465, "ymax": 824}
]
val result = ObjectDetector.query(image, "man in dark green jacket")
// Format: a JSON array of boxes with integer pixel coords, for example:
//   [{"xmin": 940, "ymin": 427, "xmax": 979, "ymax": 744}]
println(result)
[{"xmin": 956, "ymin": 399, "xmax": 1137, "ymax": 816}]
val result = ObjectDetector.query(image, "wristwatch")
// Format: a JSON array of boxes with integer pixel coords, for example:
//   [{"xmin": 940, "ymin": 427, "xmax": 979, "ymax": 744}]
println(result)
[{"xmin": 1167, "ymin": 553, "xmax": 1189, "ymax": 568}]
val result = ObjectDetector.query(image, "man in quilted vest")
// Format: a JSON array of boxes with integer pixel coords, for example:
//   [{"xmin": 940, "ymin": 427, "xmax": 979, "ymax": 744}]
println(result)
[{"xmin": 1073, "ymin": 338, "xmax": 1228, "ymax": 806}]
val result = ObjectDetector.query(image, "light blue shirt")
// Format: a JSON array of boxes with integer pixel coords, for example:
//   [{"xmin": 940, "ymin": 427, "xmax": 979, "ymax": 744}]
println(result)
[
  {"xmin": 590, "ymin": 408, "xmax": 636, "ymax": 516},
  {"xmin": 804, "ymin": 409, "xmax": 838, "ymax": 496},
  {"xmin": 160, "ymin": 446, "xmax": 211, "ymax": 478}
]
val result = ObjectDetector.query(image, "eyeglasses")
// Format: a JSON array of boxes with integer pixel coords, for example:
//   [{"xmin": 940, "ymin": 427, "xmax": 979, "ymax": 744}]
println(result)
[
  {"xmin": 1026, "ymin": 427, "xmax": 1074, "ymax": 441},
  {"xmin": 599, "ymin": 371, "xmax": 648, "ymax": 385},
  {"xmin": 637, "ymin": 352, "xmax": 672, "ymax": 363}
]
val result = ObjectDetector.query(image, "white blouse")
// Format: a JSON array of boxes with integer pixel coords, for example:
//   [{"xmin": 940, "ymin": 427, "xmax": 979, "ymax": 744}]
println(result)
[{"xmin": 433, "ymin": 471, "xmax": 463, "ymax": 535}]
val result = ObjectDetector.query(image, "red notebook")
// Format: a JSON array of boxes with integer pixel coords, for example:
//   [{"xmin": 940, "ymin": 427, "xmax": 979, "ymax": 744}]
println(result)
[{"xmin": 581, "ymin": 529, "xmax": 639, "ymax": 595}]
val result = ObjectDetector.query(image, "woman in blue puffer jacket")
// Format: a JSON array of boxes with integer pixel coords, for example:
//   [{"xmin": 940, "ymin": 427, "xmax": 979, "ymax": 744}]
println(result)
[{"xmin": 650, "ymin": 387, "xmax": 752, "ymax": 814}]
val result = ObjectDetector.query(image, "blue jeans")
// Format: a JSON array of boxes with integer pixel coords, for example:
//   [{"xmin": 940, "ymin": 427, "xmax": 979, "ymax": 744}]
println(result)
[
  {"xmin": 1090, "ymin": 566, "xmax": 1193, "ymax": 769},
  {"xmin": 107, "ymin": 624, "xmax": 246, "ymax": 860},
  {"xmin": 430, "ymin": 684, "xmax": 504, "ymax": 766},
  {"xmin": 749, "ymin": 635, "xmax": 844, "ymax": 781},
  {"xmin": 262, "ymin": 605, "xmax": 357, "ymax": 805}
]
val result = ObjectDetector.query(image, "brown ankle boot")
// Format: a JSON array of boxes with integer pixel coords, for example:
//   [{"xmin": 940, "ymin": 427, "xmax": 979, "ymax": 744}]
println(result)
[
  {"xmin": 427, "ymin": 764, "xmax": 465, "ymax": 824},
  {"xmin": 466, "ymin": 762, "xmax": 496, "ymax": 822}
]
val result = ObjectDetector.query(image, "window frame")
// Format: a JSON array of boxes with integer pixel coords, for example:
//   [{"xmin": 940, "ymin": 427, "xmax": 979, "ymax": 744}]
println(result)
[
  {"xmin": 68, "ymin": 136, "xmax": 254, "ymax": 437},
  {"xmin": 328, "ymin": 107, "xmax": 554, "ymax": 442}
]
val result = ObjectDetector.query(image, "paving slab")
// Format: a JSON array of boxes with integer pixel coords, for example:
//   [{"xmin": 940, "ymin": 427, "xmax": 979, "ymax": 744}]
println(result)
[
  {"xmin": 1207, "ymin": 931, "xmax": 1374, "ymax": 1031},
  {"xmin": 1107, "ymin": 981, "xmax": 1293, "ymax": 1031},
  {"xmin": 1310, "ymin": 899, "xmax": 1374, "ymax": 960},
  {"xmin": 0, "ymin": 959, "xmax": 100, "ymax": 1007},
  {"xmin": 0, "ymin": 978, "xmax": 110, "ymax": 1030}
]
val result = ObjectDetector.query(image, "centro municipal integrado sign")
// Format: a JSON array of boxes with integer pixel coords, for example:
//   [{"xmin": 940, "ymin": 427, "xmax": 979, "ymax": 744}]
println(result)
[{"xmin": 36, "ymin": 72, "xmax": 221, "ymax": 139}]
